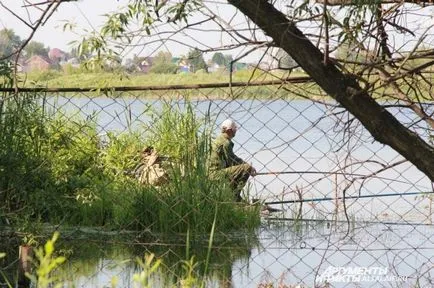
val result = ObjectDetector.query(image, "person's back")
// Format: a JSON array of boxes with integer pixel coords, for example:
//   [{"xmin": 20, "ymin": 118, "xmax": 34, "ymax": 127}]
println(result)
[
  {"xmin": 209, "ymin": 132, "xmax": 244, "ymax": 171},
  {"xmin": 208, "ymin": 119, "xmax": 256, "ymax": 202}
]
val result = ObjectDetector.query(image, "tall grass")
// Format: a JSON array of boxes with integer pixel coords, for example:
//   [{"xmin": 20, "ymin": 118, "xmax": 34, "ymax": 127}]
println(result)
[
  {"xmin": 23, "ymin": 69, "xmax": 300, "ymax": 88},
  {"xmin": 0, "ymin": 92, "xmax": 109, "ymax": 226}
]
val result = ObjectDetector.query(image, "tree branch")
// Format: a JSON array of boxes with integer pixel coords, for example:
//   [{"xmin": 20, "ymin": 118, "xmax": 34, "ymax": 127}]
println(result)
[
  {"xmin": 228, "ymin": 0, "xmax": 434, "ymax": 181},
  {"xmin": 314, "ymin": 0, "xmax": 434, "ymax": 6}
]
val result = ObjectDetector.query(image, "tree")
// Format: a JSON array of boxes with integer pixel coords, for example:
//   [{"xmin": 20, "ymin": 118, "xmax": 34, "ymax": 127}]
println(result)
[
  {"xmin": 187, "ymin": 48, "xmax": 208, "ymax": 73},
  {"xmin": 24, "ymin": 41, "xmax": 49, "ymax": 58},
  {"xmin": 212, "ymin": 52, "xmax": 234, "ymax": 71},
  {"xmin": 212, "ymin": 52, "xmax": 225, "ymax": 66},
  {"xmin": 150, "ymin": 51, "xmax": 178, "ymax": 74},
  {"xmin": 0, "ymin": 29, "xmax": 22, "ymax": 60},
  {"xmin": 153, "ymin": 51, "xmax": 173, "ymax": 65},
  {"xmin": 224, "ymin": 54, "xmax": 233, "ymax": 69}
]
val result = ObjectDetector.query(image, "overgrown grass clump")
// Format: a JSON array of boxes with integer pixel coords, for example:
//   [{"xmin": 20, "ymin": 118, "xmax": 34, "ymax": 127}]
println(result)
[{"xmin": 0, "ymin": 91, "xmax": 260, "ymax": 234}]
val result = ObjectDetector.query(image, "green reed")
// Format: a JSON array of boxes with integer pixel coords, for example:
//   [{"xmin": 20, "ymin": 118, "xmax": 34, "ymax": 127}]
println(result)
[{"xmin": 0, "ymin": 91, "xmax": 109, "ymax": 226}]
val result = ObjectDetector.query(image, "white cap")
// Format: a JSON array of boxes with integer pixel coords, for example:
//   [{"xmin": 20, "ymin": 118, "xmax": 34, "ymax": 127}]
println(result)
[{"xmin": 221, "ymin": 119, "xmax": 238, "ymax": 131}]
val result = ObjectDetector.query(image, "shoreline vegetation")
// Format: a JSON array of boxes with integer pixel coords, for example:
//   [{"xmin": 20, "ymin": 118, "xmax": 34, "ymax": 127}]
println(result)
[
  {"xmin": 0, "ymin": 92, "xmax": 261, "ymax": 236},
  {"xmin": 6, "ymin": 69, "xmax": 328, "ymax": 100},
  {"xmin": 2, "ymin": 70, "xmax": 431, "ymax": 102},
  {"xmin": 22, "ymin": 69, "xmax": 306, "ymax": 87}
]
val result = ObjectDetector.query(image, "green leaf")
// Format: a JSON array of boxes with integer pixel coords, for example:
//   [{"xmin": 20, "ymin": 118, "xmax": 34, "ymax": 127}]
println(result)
[{"xmin": 54, "ymin": 256, "xmax": 66, "ymax": 264}]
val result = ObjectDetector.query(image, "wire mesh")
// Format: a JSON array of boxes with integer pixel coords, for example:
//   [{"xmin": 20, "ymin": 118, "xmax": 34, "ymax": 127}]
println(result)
[{"xmin": 0, "ymin": 80, "xmax": 433, "ymax": 287}]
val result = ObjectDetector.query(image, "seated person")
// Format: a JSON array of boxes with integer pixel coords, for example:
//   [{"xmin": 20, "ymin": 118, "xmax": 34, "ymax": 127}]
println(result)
[{"xmin": 208, "ymin": 119, "xmax": 256, "ymax": 202}]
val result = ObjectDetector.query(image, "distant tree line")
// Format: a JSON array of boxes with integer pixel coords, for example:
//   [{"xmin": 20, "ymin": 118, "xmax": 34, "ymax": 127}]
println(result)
[{"xmin": 0, "ymin": 28, "xmax": 49, "ymax": 60}]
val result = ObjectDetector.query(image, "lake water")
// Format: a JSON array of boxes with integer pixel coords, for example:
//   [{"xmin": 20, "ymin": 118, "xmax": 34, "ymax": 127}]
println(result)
[{"xmin": 1, "ymin": 95, "xmax": 432, "ymax": 287}]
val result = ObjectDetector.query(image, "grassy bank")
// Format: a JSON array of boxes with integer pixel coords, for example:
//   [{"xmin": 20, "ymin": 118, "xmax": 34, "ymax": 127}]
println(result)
[
  {"xmin": 13, "ymin": 69, "xmax": 320, "ymax": 100},
  {"xmin": 22, "ymin": 69, "xmax": 307, "ymax": 88},
  {"xmin": 5, "ymin": 68, "xmax": 433, "ymax": 102}
]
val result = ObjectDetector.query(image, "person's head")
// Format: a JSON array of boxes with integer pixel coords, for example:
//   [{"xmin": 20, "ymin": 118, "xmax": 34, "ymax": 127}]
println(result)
[{"xmin": 221, "ymin": 119, "xmax": 238, "ymax": 138}]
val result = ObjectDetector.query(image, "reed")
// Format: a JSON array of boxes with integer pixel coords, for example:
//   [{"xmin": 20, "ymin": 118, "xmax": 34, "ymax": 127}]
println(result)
[{"xmin": 0, "ymin": 91, "xmax": 110, "ymax": 226}]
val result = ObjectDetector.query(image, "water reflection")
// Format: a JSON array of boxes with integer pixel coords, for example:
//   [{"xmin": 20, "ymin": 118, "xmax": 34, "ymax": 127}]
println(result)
[
  {"xmin": 1, "ymin": 230, "xmax": 259, "ymax": 288},
  {"xmin": 2, "ymin": 220, "xmax": 432, "ymax": 287}
]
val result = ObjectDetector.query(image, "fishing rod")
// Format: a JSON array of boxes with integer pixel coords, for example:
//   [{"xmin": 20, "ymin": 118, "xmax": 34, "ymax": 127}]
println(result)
[
  {"xmin": 264, "ymin": 191, "xmax": 434, "ymax": 205},
  {"xmin": 255, "ymin": 170, "xmax": 423, "ymax": 187},
  {"xmin": 256, "ymin": 171, "xmax": 366, "ymax": 176}
]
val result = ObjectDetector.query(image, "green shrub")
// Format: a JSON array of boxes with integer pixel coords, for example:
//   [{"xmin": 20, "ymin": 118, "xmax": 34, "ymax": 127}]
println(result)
[
  {"xmin": 0, "ymin": 94, "xmax": 108, "ymax": 224},
  {"xmin": 149, "ymin": 63, "xmax": 178, "ymax": 74}
]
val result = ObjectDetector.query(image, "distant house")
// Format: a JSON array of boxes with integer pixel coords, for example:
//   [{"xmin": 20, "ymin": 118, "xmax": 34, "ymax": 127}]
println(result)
[
  {"xmin": 48, "ymin": 48, "xmax": 67, "ymax": 63},
  {"xmin": 24, "ymin": 55, "xmax": 52, "ymax": 72},
  {"xmin": 207, "ymin": 61, "xmax": 224, "ymax": 73},
  {"xmin": 176, "ymin": 58, "xmax": 190, "ymax": 73},
  {"xmin": 66, "ymin": 57, "xmax": 80, "ymax": 68},
  {"xmin": 138, "ymin": 57, "xmax": 153, "ymax": 73}
]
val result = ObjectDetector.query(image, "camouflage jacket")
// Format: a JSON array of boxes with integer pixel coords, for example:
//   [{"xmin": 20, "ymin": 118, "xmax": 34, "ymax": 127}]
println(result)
[{"xmin": 208, "ymin": 133, "xmax": 245, "ymax": 171}]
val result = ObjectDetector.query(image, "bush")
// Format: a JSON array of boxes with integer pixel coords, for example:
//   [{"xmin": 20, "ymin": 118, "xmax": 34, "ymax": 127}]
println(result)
[{"xmin": 149, "ymin": 63, "xmax": 179, "ymax": 74}]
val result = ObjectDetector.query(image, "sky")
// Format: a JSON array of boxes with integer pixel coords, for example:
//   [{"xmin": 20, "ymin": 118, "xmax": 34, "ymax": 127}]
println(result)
[
  {"xmin": 0, "ymin": 1, "xmax": 118, "ymax": 50},
  {"xmin": 0, "ymin": 0, "xmax": 270, "ymax": 63},
  {"xmin": 1, "ymin": 1, "xmax": 433, "ymax": 63}
]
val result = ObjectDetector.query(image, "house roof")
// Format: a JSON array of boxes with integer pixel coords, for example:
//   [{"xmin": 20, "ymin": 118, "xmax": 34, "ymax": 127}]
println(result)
[
  {"xmin": 48, "ymin": 48, "xmax": 66, "ymax": 60},
  {"xmin": 139, "ymin": 57, "xmax": 153, "ymax": 66}
]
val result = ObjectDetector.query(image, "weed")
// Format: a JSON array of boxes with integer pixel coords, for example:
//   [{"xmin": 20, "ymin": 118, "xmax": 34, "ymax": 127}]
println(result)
[
  {"xmin": 180, "ymin": 256, "xmax": 200, "ymax": 288},
  {"xmin": 131, "ymin": 253, "xmax": 162, "ymax": 288},
  {"xmin": 26, "ymin": 232, "xmax": 66, "ymax": 288}
]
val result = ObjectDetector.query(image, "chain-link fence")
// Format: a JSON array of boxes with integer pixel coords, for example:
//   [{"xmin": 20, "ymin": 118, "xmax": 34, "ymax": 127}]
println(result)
[{"xmin": 1, "ymin": 79, "xmax": 433, "ymax": 287}]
